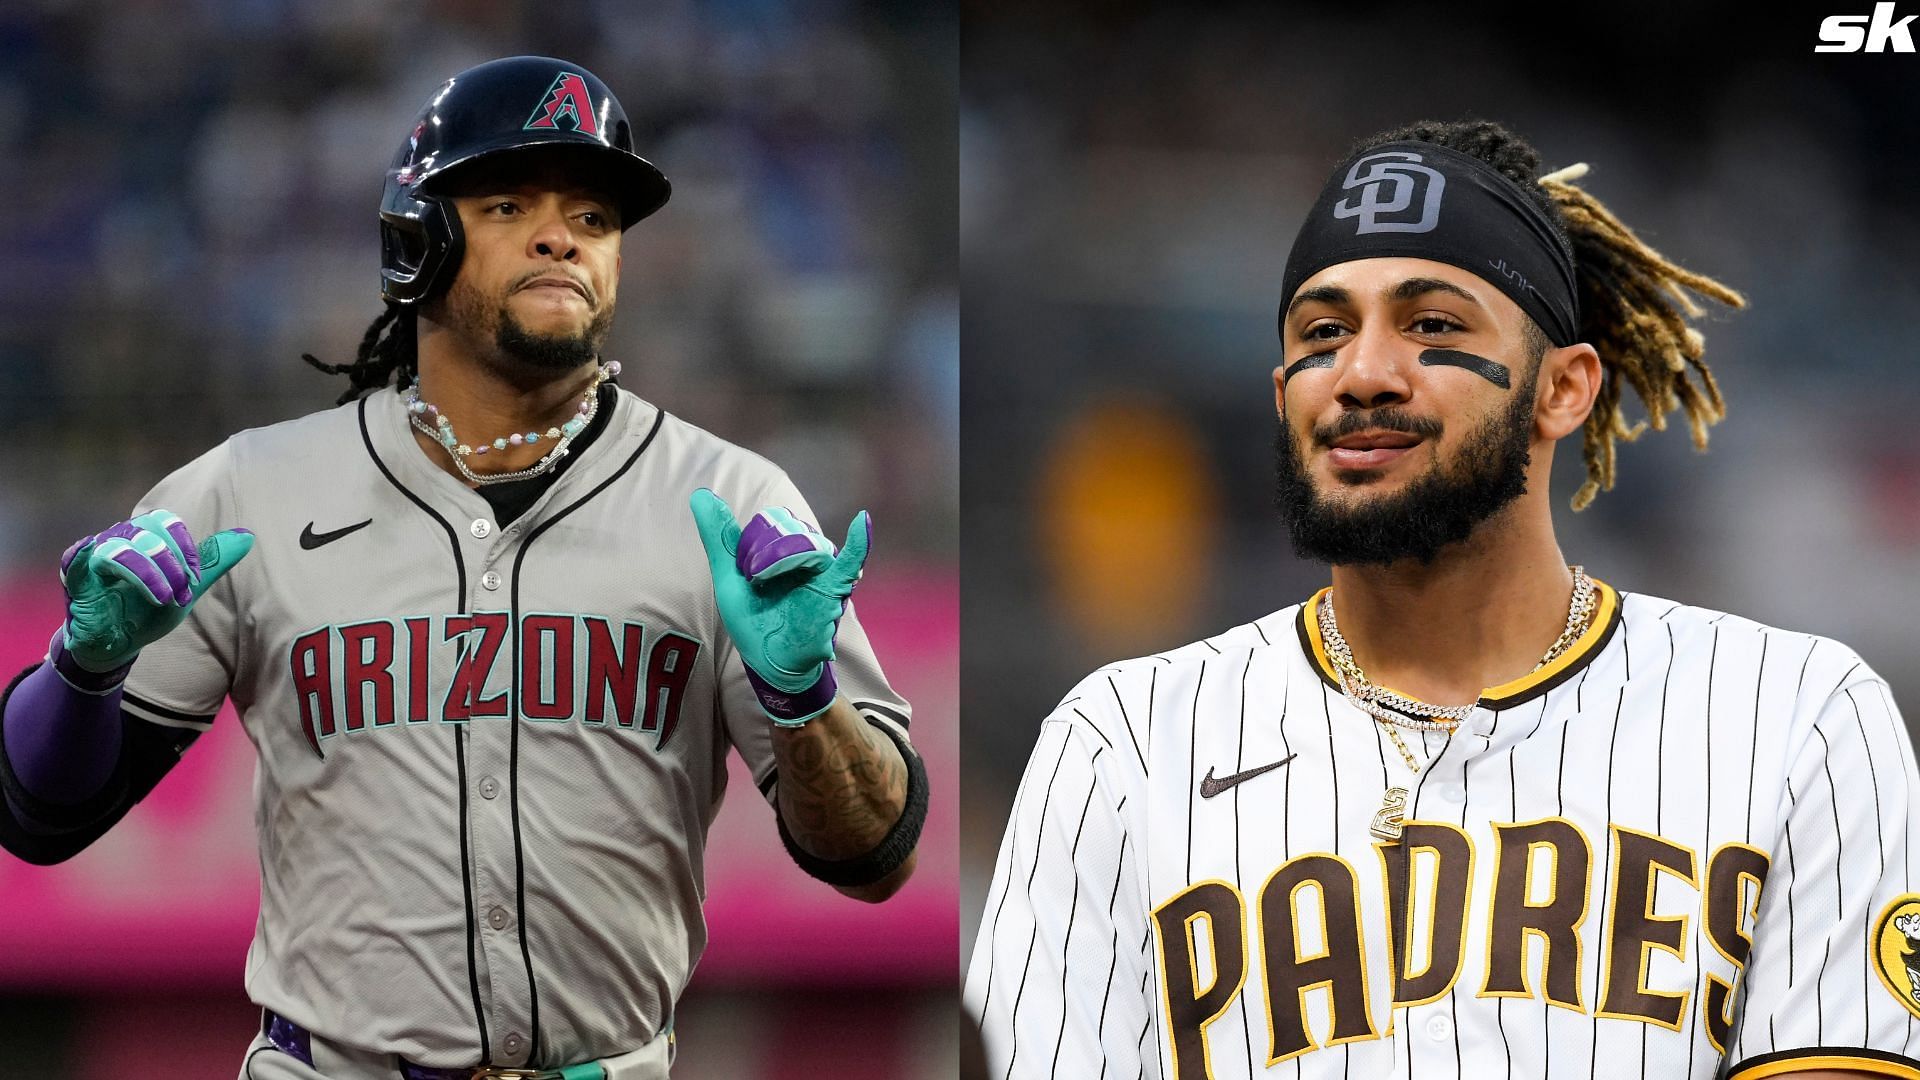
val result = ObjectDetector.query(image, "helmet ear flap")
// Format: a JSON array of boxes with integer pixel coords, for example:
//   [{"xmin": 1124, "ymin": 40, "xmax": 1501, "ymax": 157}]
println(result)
[{"xmin": 379, "ymin": 193, "xmax": 464, "ymax": 305}]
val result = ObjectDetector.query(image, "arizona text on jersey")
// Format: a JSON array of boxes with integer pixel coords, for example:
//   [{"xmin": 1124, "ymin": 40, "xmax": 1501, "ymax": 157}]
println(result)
[
  {"xmin": 119, "ymin": 384, "xmax": 913, "ymax": 1070},
  {"xmin": 966, "ymin": 580, "xmax": 1920, "ymax": 1079}
]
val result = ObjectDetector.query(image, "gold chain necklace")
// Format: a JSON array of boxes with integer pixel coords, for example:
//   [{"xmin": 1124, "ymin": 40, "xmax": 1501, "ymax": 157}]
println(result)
[{"xmin": 1327, "ymin": 566, "xmax": 1596, "ymax": 842}]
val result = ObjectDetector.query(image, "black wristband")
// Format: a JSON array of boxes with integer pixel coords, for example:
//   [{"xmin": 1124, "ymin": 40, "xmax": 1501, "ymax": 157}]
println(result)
[
  {"xmin": 0, "ymin": 662, "xmax": 133, "ymax": 833},
  {"xmin": 776, "ymin": 715, "xmax": 929, "ymax": 889}
]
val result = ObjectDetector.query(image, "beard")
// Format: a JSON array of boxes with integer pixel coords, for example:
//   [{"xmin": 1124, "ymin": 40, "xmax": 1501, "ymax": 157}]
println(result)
[
  {"xmin": 1273, "ymin": 374, "xmax": 1537, "ymax": 567},
  {"xmin": 441, "ymin": 275, "xmax": 615, "ymax": 373}
]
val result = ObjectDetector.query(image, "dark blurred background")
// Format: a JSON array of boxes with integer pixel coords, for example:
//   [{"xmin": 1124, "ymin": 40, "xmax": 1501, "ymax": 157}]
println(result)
[
  {"xmin": 960, "ymin": 0, "xmax": 1920, "ymax": 965},
  {"xmin": 0, "ymin": 1, "xmax": 956, "ymax": 1077}
]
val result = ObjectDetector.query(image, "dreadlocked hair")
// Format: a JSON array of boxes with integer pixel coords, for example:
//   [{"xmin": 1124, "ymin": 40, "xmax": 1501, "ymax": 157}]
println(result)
[
  {"xmin": 302, "ymin": 301, "xmax": 419, "ymax": 406},
  {"xmin": 1356, "ymin": 120, "xmax": 1746, "ymax": 511}
]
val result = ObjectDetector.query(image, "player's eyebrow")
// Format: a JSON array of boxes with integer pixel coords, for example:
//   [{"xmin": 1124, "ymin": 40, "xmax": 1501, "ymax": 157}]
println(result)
[
  {"xmin": 1386, "ymin": 276, "xmax": 1482, "ymax": 308},
  {"xmin": 1284, "ymin": 285, "xmax": 1350, "ymax": 322},
  {"xmin": 1284, "ymin": 277, "xmax": 1484, "ymax": 324}
]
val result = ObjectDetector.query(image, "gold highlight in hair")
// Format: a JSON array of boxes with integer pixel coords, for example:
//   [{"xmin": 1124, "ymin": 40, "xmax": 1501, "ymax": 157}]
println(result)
[{"xmin": 1538, "ymin": 165, "xmax": 1746, "ymax": 510}]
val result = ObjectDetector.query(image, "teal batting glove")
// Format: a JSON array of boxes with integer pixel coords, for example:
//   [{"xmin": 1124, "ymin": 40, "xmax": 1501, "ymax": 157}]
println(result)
[
  {"xmin": 59, "ymin": 509, "xmax": 255, "ymax": 673},
  {"xmin": 690, "ymin": 488, "xmax": 869, "ymax": 725}
]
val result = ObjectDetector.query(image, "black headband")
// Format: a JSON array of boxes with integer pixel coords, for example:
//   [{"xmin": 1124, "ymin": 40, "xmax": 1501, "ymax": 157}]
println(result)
[{"xmin": 1279, "ymin": 141, "xmax": 1580, "ymax": 347}]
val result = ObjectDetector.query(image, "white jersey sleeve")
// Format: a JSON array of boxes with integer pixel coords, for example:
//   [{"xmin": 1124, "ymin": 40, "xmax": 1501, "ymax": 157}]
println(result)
[
  {"xmin": 966, "ymin": 678, "xmax": 1160, "ymax": 1080},
  {"xmin": 714, "ymin": 467, "xmax": 913, "ymax": 808},
  {"xmin": 119, "ymin": 439, "xmax": 246, "ymax": 729},
  {"xmin": 1722, "ymin": 645, "xmax": 1920, "ymax": 1077}
]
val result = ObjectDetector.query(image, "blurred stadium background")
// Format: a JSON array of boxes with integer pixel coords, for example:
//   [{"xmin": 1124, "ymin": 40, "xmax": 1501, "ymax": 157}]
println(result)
[
  {"xmin": 0, "ymin": 1, "xmax": 956, "ymax": 1078},
  {"xmin": 960, "ymin": 0, "xmax": 1920, "ymax": 1002}
]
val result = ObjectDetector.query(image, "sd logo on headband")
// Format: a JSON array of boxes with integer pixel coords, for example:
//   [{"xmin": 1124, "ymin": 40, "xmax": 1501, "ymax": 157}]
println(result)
[{"xmin": 1333, "ymin": 152, "xmax": 1446, "ymax": 234}]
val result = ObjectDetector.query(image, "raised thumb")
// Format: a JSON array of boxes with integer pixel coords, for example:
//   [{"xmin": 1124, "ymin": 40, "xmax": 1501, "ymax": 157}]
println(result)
[{"xmin": 190, "ymin": 528, "xmax": 256, "ymax": 599}]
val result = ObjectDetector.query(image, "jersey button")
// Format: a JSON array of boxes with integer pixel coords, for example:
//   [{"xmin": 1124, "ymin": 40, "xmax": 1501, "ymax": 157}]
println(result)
[
  {"xmin": 470, "ymin": 519, "xmax": 493, "ymax": 539},
  {"xmin": 479, "ymin": 777, "xmax": 500, "ymax": 800},
  {"xmin": 482, "ymin": 571, "xmax": 502, "ymax": 591},
  {"xmin": 487, "ymin": 906, "xmax": 511, "ymax": 931},
  {"xmin": 1425, "ymin": 1013, "xmax": 1453, "ymax": 1041},
  {"xmin": 1436, "ymin": 782, "xmax": 1465, "ymax": 802},
  {"xmin": 500, "ymin": 1032, "xmax": 527, "ymax": 1060}
]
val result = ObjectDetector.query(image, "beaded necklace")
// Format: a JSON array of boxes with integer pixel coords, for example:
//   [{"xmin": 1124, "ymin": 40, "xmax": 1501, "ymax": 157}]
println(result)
[{"xmin": 404, "ymin": 361, "xmax": 618, "ymax": 486}]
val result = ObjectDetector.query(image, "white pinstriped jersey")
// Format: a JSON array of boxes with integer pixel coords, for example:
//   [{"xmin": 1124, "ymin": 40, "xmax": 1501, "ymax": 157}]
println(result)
[
  {"xmin": 116, "ymin": 384, "xmax": 911, "ymax": 1069},
  {"xmin": 966, "ymin": 579, "xmax": 1920, "ymax": 1079}
]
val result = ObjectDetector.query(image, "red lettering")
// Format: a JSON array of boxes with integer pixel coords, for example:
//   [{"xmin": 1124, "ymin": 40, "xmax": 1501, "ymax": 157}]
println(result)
[
  {"xmin": 644, "ymin": 633, "xmax": 700, "ymax": 748},
  {"xmin": 339, "ymin": 621, "xmax": 396, "ymax": 729},
  {"xmin": 290, "ymin": 626, "xmax": 335, "ymax": 754},
  {"xmin": 583, "ymin": 617, "xmax": 644, "ymax": 727},
  {"xmin": 404, "ymin": 617, "xmax": 432, "ymax": 722},
  {"xmin": 466, "ymin": 612, "xmax": 510, "ymax": 718},
  {"xmin": 520, "ymin": 614, "xmax": 575, "ymax": 721}
]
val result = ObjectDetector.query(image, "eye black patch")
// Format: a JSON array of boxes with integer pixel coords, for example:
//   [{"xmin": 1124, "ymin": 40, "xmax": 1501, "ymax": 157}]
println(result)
[
  {"xmin": 1419, "ymin": 349, "xmax": 1509, "ymax": 389},
  {"xmin": 1284, "ymin": 353, "xmax": 1336, "ymax": 382}
]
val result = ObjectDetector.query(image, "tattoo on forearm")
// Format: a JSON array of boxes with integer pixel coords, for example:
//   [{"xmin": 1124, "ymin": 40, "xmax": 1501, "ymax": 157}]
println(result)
[{"xmin": 774, "ymin": 703, "xmax": 909, "ymax": 860}]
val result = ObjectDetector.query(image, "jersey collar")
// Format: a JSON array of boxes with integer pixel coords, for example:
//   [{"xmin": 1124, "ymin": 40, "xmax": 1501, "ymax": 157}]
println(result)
[
  {"xmin": 1295, "ymin": 576, "xmax": 1622, "ymax": 711},
  {"xmin": 367, "ymin": 382, "xmax": 650, "ymax": 519}
]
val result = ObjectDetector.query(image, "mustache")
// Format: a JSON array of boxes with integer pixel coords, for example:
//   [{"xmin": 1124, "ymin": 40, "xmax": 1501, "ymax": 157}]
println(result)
[{"xmin": 1312, "ymin": 408, "xmax": 1443, "ymax": 447}]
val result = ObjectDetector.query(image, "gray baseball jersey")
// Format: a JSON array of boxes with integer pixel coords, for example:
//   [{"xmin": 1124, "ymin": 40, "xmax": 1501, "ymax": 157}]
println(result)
[
  {"xmin": 119, "ymin": 382, "xmax": 912, "ymax": 1070},
  {"xmin": 966, "ymin": 580, "xmax": 1920, "ymax": 1079}
]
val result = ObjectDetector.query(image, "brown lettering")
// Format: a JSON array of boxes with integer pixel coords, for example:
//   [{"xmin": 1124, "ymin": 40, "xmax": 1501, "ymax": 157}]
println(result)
[
  {"xmin": 1256, "ymin": 854, "xmax": 1378, "ymax": 1063},
  {"xmin": 1701, "ymin": 843, "xmax": 1769, "ymax": 1051},
  {"xmin": 1152, "ymin": 881, "xmax": 1247, "ymax": 1080},
  {"xmin": 1600, "ymin": 826, "xmax": 1697, "ymax": 1029},
  {"xmin": 1483, "ymin": 818, "xmax": 1590, "ymax": 1008},
  {"xmin": 1380, "ymin": 822, "xmax": 1473, "ymax": 1006}
]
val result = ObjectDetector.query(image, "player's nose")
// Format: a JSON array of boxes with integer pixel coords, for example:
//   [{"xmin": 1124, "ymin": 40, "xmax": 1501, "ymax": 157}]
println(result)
[
  {"xmin": 1330, "ymin": 322, "xmax": 1413, "ymax": 411},
  {"xmin": 527, "ymin": 199, "xmax": 581, "ymax": 262}
]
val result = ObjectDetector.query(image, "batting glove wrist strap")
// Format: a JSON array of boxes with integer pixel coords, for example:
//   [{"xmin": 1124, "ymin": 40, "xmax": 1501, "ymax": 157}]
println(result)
[
  {"xmin": 745, "ymin": 661, "xmax": 837, "ymax": 726},
  {"xmin": 49, "ymin": 629, "xmax": 131, "ymax": 694},
  {"xmin": 775, "ymin": 716, "xmax": 928, "ymax": 887}
]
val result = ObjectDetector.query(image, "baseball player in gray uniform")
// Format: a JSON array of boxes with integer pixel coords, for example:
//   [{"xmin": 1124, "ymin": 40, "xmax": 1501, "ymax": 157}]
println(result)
[
  {"xmin": 0, "ymin": 56, "xmax": 928, "ymax": 1080},
  {"xmin": 967, "ymin": 120, "xmax": 1920, "ymax": 1079}
]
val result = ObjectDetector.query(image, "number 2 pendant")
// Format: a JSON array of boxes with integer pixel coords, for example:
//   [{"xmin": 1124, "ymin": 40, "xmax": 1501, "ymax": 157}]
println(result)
[{"xmin": 1370, "ymin": 786, "xmax": 1409, "ymax": 842}]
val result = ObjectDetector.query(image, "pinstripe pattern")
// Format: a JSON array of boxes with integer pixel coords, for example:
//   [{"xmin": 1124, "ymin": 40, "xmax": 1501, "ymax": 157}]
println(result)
[{"xmin": 967, "ymin": 588, "xmax": 1920, "ymax": 1078}]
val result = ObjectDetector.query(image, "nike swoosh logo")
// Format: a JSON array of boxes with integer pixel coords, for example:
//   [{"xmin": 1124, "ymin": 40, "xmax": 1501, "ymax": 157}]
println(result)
[
  {"xmin": 300, "ymin": 519, "xmax": 373, "ymax": 550},
  {"xmin": 1198, "ymin": 755, "xmax": 1297, "ymax": 799}
]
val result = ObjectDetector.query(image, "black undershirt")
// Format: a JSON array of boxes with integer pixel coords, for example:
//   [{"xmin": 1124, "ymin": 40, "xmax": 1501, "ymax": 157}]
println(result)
[{"xmin": 469, "ymin": 379, "xmax": 619, "ymax": 528}]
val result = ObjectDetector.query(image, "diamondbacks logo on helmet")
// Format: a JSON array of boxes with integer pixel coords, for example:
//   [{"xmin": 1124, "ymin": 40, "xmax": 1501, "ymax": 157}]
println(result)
[
  {"xmin": 1872, "ymin": 894, "xmax": 1920, "ymax": 1017},
  {"xmin": 526, "ymin": 72, "xmax": 600, "ymax": 136},
  {"xmin": 1333, "ymin": 151, "xmax": 1446, "ymax": 235}
]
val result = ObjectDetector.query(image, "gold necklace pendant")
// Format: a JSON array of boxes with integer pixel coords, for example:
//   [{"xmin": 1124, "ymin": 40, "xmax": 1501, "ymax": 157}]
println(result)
[
  {"xmin": 1372, "ymin": 723, "xmax": 1423, "ymax": 844},
  {"xmin": 1370, "ymin": 786, "xmax": 1409, "ymax": 842},
  {"xmin": 1330, "ymin": 568, "xmax": 1597, "ymax": 847}
]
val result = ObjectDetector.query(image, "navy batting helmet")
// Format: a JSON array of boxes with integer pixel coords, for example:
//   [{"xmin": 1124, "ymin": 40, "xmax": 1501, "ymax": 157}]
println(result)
[{"xmin": 378, "ymin": 56, "xmax": 671, "ymax": 305}]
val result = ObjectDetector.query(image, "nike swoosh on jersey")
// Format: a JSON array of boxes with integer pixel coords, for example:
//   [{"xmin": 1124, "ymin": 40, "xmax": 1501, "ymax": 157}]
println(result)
[
  {"xmin": 1198, "ymin": 754, "xmax": 1297, "ymax": 798},
  {"xmin": 299, "ymin": 519, "xmax": 373, "ymax": 550}
]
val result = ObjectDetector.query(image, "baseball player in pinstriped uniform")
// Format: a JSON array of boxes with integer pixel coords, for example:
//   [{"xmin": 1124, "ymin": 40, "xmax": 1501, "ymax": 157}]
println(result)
[
  {"xmin": 966, "ymin": 119, "xmax": 1920, "ymax": 1079},
  {"xmin": 0, "ymin": 57, "xmax": 928, "ymax": 1079}
]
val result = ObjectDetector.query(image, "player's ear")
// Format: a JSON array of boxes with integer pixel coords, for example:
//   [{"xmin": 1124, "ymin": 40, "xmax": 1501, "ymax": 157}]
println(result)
[
  {"xmin": 1271, "ymin": 363, "xmax": 1286, "ymax": 417},
  {"xmin": 1534, "ymin": 341, "xmax": 1600, "ymax": 442}
]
